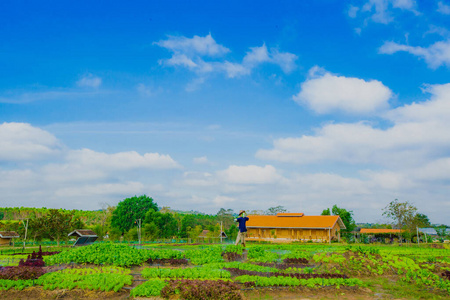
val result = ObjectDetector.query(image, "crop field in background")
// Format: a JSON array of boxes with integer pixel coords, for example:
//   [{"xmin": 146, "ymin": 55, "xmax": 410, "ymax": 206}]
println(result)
[{"xmin": 0, "ymin": 242, "xmax": 450, "ymax": 299}]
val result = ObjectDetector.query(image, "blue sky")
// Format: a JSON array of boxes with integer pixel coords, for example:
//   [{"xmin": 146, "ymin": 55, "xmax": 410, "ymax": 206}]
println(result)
[{"xmin": 1, "ymin": 0, "xmax": 450, "ymax": 224}]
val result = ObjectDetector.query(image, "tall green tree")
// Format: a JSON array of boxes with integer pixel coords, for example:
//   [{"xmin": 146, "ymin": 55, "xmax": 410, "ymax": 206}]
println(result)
[
  {"xmin": 413, "ymin": 213, "xmax": 431, "ymax": 228},
  {"xmin": 111, "ymin": 195, "xmax": 158, "ymax": 234},
  {"xmin": 382, "ymin": 199, "xmax": 417, "ymax": 243},
  {"xmin": 42, "ymin": 209, "xmax": 75, "ymax": 246},
  {"xmin": 330, "ymin": 205, "xmax": 356, "ymax": 239},
  {"xmin": 216, "ymin": 208, "xmax": 234, "ymax": 229},
  {"xmin": 143, "ymin": 209, "xmax": 178, "ymax": 239}
]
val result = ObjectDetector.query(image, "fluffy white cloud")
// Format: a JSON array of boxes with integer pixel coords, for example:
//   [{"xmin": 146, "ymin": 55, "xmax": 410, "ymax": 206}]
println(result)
[
  {"xmin": 379, "ymin": 40, "xmax": 450, "ymax": 69},
  {"xmin": 242, "ymin": 44, "xmax": 297, "ymax": 74},
  {"xmin": 293, "ymin": 67, "xmax": 392, "ymax": 114},
  {"xmin": 356, "ymin": 0, "xmax": 418, "ymax": 24},
  {"xmin": 66, "ymin": 149, "xmax": 180, "ymax": 171},
  {"xmin": 0, "ymin": 122, "xmax": 62, "ymax": 161},
  {"xmin": 261, "ymin": 83, "xmax": 450, "ymax": 168},
  {"xmin": 437, "ymin": 1, "xmax": 450, "ymax": 15},
  {"xmin": 155, "ymin": 33, "xmax": 230, "ymax": 57},
  {"xmin": 53, "ymin": 182, "xmax": 145, "ymax": 198},
  {"xmin": 155, "ymin": 34, "xmax": 297, "ymax": 81},
  {"xmin": 217, "ymin": 165, "xmax": 281, "ymax": 185},
  {"xmin": 386, "ymin": 83, "xmax": 450, "ymax": 122},
  {"xmin": 76, "ymin": 74, "xmax": 102, "ymax": 88},
  {"xmin": 0, "ymin": 123, "xmax": 183, "ymax": 209}
]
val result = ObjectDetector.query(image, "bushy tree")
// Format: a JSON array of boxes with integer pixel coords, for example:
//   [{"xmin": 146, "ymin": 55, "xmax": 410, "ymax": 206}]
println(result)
[
  {"xmin": 42, "ymin": 209, "xmax": 75, "ymax": 246},
  {"xmin": 111, "ymin": 195, "xmax": 158, "ymax": 234},
  {"xmin": 331, "ymin": 205, "xmax": 356, "ymax": 232},
  {"xmin": 321, "ymin": 208, "xmax": 331, "ymax": 216},
  {"xmin": 265, "ymin": 206, "xmax": 287, "ymax": 215},
  {"xmin": 143, "ymin": 209, "xmax": 178, "ymax": 239},
  {"xmin": 179, "ymin": 214, "xmax": 197, "ymax": 238},
  {"xmin": 383, "ymin": 199, "xmax": 417, "ymax": 243}
]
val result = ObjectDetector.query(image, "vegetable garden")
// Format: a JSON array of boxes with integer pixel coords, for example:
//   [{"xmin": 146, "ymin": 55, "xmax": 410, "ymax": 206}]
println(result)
[{"xmin": 1, "ymin": 242, "xmax": 450, "ymax": 299}]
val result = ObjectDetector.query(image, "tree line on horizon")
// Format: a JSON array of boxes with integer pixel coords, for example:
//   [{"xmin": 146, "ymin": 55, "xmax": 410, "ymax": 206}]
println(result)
[{"xmin": 0, "ymin": 196, "xmax": 448, "ymax": 245}]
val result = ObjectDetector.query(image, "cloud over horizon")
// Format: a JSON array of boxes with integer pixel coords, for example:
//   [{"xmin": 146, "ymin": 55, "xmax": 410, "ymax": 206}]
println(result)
[{"xmin": 292, "ymin": 67, "xmax": 393, "ymax": 114}]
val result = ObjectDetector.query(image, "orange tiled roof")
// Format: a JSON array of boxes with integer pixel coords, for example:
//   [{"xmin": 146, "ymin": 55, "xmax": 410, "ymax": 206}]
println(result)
[
  {"xmin": 276, "ymin": 213, "xmax": 304, "ymax": 217},
  {"xmin": 360, "ymin": 228, "xmax": 403, "ymax": 234},
  {"xmin": 246, "ymin": 215, "xmax": 345, "ymax": 229}
]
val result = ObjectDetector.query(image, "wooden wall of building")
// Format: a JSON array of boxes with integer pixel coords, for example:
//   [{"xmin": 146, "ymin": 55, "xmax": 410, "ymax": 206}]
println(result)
[{"xmin": 247, "ymin": 225, "xmax": 340, "ymax": 242}]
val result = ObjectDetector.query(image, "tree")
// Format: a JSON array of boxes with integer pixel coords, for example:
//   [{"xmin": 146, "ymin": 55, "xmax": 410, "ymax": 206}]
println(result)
[
  {"xmin": 179, "ymin": 214, "xmax": 197, "ymax": 238},
  {"xmin": 321, "ymin": 208, "xmax": 331, "ymax": 216},
  {"xmin": 111, "ymin": 195, "xmax": 158, "ymax": 234},
  {"xmin": 143, "ymin": 209, "xmax": 178, "ymax": 239},
  {"xmin": 216, "ymin": 208, "xmax": 234, "ymax": 229},
  {"xmin": 329, "ymin": 205, "xmax": 356, "ymax": 240},
  {"xmin": 265, "ymin": 206, "xmax": 287, "ymax": 215},
  {"xmin": 382, "ymin": 199, "xmax": 417, "ymax": 243},
  {"xmin": 187, "ymin": 225, "xmax": 203, "ymax": 240},
  {"xmin": 413, "ymin": 213, "xmax": 431, "ymax": 228},
  {"xmin": 42, "ymin": 209, "xmax": 75, "ymax": 246},
  {"xmin": 435, "ymin": 225, "xmax": 449, "ymax": 242}
]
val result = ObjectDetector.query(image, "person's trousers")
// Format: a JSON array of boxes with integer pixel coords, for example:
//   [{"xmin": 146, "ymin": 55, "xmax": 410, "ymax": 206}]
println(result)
[{"xmin": 235, "ymin": 231, "xmax": 247, "ymax": 246}]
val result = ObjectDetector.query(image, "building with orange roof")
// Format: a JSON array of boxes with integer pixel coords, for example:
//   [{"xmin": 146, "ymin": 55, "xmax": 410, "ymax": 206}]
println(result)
[{"xmin": 245, "ymin": 213, "xmax": 346, "ymax": 243}]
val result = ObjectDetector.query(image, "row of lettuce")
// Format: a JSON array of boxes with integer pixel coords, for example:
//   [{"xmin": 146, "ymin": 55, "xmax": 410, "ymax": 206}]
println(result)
[{"xmin": 0, "ymin": 243, "xmax": 449, "ymax": 298}]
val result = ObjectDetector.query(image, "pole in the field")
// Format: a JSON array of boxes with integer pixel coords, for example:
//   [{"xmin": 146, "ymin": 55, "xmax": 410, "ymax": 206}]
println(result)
[
  {"xmin": 136, "ymin": 219, "xmax": 141, "ymax": 245},
  {"xmin": 417, "ymin": 227, "xmax": 420, "ymax": 246},
  {"xmin": 22, "ymin": 219, "xmax": 29, "ymax": 251}
]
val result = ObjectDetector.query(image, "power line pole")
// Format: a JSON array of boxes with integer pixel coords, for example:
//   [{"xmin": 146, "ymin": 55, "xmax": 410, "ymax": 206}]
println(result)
[
  {"xmin": 136, "ymin": 219, "xmax": 141, "ymax": 245},
  {"xmin": 21, "ymin": 219, "xmax": 29, "ymax": 251},
  {"xmin": 220, "ymin": 221, "xmax": 223, "ymax": 243}
]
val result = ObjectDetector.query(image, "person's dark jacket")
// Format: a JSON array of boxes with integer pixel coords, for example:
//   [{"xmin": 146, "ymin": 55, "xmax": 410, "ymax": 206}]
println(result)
[{"xmin": 236, "ymin": 216, "xmax": 249, "ymax": 232}]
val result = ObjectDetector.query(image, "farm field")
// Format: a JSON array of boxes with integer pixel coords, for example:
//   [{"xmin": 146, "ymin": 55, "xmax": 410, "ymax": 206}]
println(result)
[{"xmin": 0, "ymin": 242, "xmax": 449, "ymax": 299}]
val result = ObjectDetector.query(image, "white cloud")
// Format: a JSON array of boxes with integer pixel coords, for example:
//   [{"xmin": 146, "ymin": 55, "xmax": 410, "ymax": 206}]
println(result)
[
  {"xmin": 179, "ymin": 172, "xmax": 216, "ymax": 187},
  {"xmin": 353, "ymin": 0, "xmax": 419, "ymax": 25},
  {"xmin": 222, "ymin": 61, "xmax": 251, "ymax": 78},
  {"xmin": 241, "ymin": 44, "xmax": 297, "ymax": 75},
  {"xmin": 193, "ymin": 156, "xmax": 209, "ymax": 164},
  {"xmin": 379, "ymin": 40, "xmax": 450, "ymax": 69},
  {"xmin": 292, "ymin": 67, "xmax": 392, "ymax": 114},
  {"xmin": 243, "ymin": 44, "xmax": 271, "ymax": 66},
  {"xmin": 66, "ymin": 148, "xmax": 180, "ymax": 170},
  {"xmin": 0, "ymin": 122, "xmax": 62, "ymax": 161},
  {"xmin": 53, "ymin": 182, "xmax": 145, "ymax": 198},
  {"xmin": 386, "ymin": 83, "xmax": 450, "ymax": 122},
  {"xmin": 155, "ymin": 33, "xmax": 230, "ymax": 57},
  {"xmin": 213, "ymin": 195, "xmax": 236, "ymax": 206},
  {"xmin": 437, "ymin": 1, "xmax": 450, "ymax": 14},
  {"xmin": 155, "ymin": 34, "xmax": 297, "ymax": 82},
  {"xmin": 137, "ymin": 83, "xmax": 154, "ymax": 97},
  {"xmin": 260, "ymin": 83, "xmax": 450, "ymax": 170},
  {"xmin": 348, "ymin": 5, "xmax": 360, "ymax": 18},
  {"xmin": 217, "ymin": 165, "xmax": 282, "ymax": 185},
  {"xmin": 362, "ymin": 0, "xmax": 394, "ymax": 24},
  {"xmin": 76, "ymin": 74, "xmax": 102, "ymax": 88},
  {"xmin": 392, "ymin": 0, "xmax": 416, "ymax": 10}
]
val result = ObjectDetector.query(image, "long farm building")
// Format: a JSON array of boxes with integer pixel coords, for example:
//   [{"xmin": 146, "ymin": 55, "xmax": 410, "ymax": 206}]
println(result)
[{"xmin": 246, "ymin": 213, "xmax": 346, "ymax": 243}]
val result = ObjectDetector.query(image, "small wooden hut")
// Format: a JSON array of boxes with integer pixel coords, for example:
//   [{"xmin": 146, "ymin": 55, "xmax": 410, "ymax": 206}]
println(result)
[
  {"xmin": 0, "ymin": 231, "xmax": 20, "ymax": 246},
  {"xmin": 68, "ymin": 229, "xmax": 98, "ymax": 246}
]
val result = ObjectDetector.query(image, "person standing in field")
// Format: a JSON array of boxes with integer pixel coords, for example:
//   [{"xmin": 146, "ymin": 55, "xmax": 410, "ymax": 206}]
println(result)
[{"xmin": 235, "ymin": 210, "xmax": 249, "ymax": 247}]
